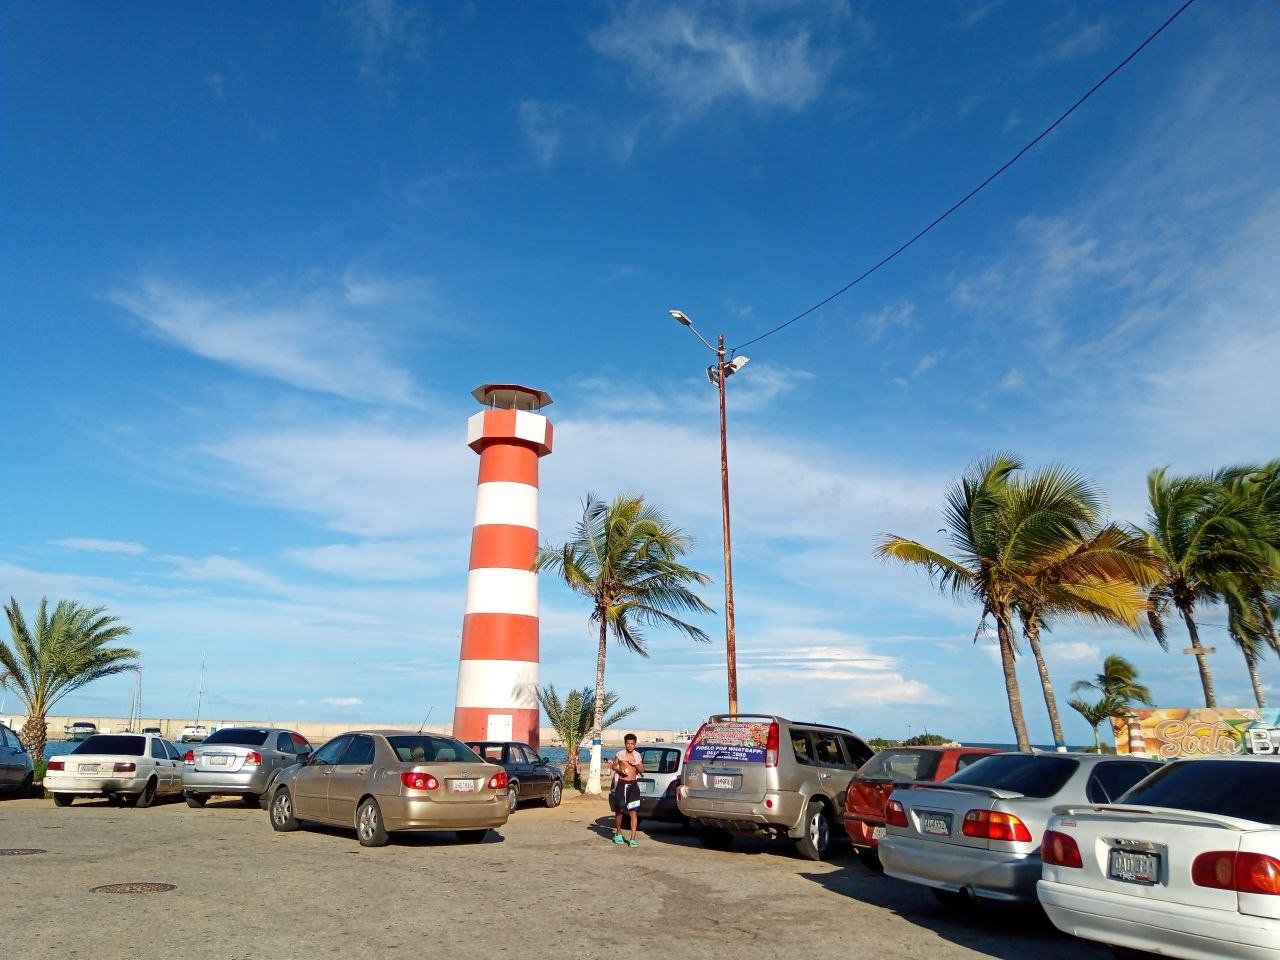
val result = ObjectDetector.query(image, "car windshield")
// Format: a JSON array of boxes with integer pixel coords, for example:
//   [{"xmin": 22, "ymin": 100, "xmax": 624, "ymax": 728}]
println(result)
[
  {"xmin": 944, "ymin": 754, "xmax": 1078, "ymax": 798},
  {"xmin": 387, "ymin": 736, "xmax": 480, "ymax": 763},
  {"xmin": 857, "ymin": 749, "xmax": 943, "ymax": 782},
  {"xmin": 1119, "ymin": 760, "xmax": 1280, "ymax": 824},
  {"xmin": 71, "ymin": 735, "xmax": 145, "ymax": 756},
  {"xmin": 201, "ymin": 728, "xmax": 269, "ymax": 746}
]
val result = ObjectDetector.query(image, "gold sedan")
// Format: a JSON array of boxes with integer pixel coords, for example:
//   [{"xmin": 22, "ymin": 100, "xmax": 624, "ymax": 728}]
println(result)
[{"xmin": 268, "ymin": 730, "xmax": 510, "ymax": 846}]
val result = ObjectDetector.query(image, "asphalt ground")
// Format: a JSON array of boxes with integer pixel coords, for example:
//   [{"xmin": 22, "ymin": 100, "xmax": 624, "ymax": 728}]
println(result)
[{"xmin": 0, "ymin": 792, "xmax": 1112, "ymax": 960}]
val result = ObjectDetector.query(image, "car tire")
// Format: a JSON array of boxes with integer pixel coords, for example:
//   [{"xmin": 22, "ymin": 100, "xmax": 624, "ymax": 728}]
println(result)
[
  {"xmin": 184, "ymin": 791, "xmax": 208, "ymax": 808},
  {"xmin": 931, "ymin": 888, "xmax": 966, "ymax": 909},
  {"xmin": 356, "ymin": 797, "xmax": 389, "ymax": 847},
  {"xmin": 270, "ymin": 788, "xmax": 299, "ymax": 832},
  {"xmin": 51, "ymin": 792, "xmax": 74, "ymax": 807},
  {"xmin": 131, "ymin": 777, "xmax": 157, "ymax": 809},
  {"xmin": 505, "ymin": 784, "xmax": 519, "ymax": 814},
  {"xmin": 544, "ymin": 780, "xmax": 562, "ymax": 808},
  {"xmin": 456, "ymin": 829, "xmax": 489, "ymax": 843},
  {"xmin": 696, "ymin": 826, "xmax": 734, "ymax": 850},
  {"xmin": 794, "ymin": 800, "xmax": 831, "ymax": 861},
  {"xmin": 241, "ymin": 793, "xmax": 260, "ymax": 808}
]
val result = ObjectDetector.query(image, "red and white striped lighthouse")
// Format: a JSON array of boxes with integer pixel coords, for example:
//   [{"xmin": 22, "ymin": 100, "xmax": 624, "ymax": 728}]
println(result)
[{"xmin": 453, "ymin": 384, "xmax": 553, "ymax": 751}]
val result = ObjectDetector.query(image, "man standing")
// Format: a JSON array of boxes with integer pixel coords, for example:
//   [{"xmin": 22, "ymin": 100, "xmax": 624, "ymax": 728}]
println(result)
[{"xmin": 609, "ymin": 733, "xmax": 643, "ymax": 847}]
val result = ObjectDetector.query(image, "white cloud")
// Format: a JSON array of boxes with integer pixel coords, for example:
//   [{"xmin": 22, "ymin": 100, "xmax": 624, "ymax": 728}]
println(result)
[
  {"xmin": 518, "ymin": 99, "xmax": 573, "ymax": 168},
  {"xmin": 108, "ymin": 274, "xmax": 423, "ymax": 406},
  {"xmin": 51, "ymin": 538, "xmax": 147, "ymax": 555},
  {"xmin": 323, "ymin": 696, "xmax": 364, "ymax": 707},
  {"xmin": 162, "ymin": 554, "xmax": 289, "ymax": 594},
  {"xmin": 860, "ymin": 300, "xmax": 916, "ymax": 340},
  {"xmin": 997, "ymin": 368, "xmax": 1025, "ymax": 392},
  {"xmin": 342, "ymin": 0, "xmax": 427, "ymax": 80},
  {"xmin": 1047, "ymin": 18, "xmax": 1108, "ymax": 64},
  {"xmin": 1047, "ymin": 641, "xmax": 1102, "ymax": 665},
  {"xmin": 285, "ymin": 538, "xmax": 465, "ymax": 581}
]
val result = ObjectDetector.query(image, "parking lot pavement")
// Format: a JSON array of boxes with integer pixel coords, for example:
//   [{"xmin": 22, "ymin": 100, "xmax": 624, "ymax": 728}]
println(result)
[{"xmin": 1, "ymin": 794, "xmax": 1110, "ymax": 960}]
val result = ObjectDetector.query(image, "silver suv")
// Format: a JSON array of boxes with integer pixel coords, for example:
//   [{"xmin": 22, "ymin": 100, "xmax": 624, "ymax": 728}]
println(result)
[{"xmin": 677, "ymin": 713, "xmax": 873, "ymax": 860}]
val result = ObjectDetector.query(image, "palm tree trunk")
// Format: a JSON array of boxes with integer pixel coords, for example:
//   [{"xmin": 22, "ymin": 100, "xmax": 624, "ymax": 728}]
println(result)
[
  {"xmin": 1023, "ymin": 615, "xmax": 1066, "ymax": 751},
  {"xmin": 996, "ymin": 609, "xmax": 1032, "ymax": 752},
  {"xmin": 1244, "ymin": 647, "xmax": 1268, "ymax": 709},
  {"xmin": 20, "ymin": 713, "xmax": 47, "ymax": 765},
  {"xmin": 563, "ymin": 746, "xmax": 579, "ymax": 791},
  {"xmin": 1092, "ymin": 724, "xmax": 1102, "ymax": 752},
  {"xmin": 1180, "ymin": 606, "xmax": 1216, "ymax": 707},
  {"xmin": 586, "ymin": 615, "xmax": 608, "ymax": 795}
]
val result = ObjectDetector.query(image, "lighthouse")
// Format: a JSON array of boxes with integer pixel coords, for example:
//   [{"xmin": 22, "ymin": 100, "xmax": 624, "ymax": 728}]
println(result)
[{"xmin": 453, "ymin": 383, "xmax": 553, "ymax": 751}]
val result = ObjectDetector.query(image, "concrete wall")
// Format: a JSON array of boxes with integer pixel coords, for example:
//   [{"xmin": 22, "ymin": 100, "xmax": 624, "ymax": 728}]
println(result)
[{"xmin": 2, "ymin": 715, "xmax": 688, "ymax": 748}]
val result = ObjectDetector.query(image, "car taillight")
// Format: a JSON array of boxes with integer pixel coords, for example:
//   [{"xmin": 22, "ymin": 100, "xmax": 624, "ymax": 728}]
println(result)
[
  {"xmin": 243, "ymin": 751, "xmax": 262, "ymax": 766},
  {"xmin": 1041, "ymin": 830, "xmax": 1083, "ymax": 868},
  {"xmin": 183, "ymin": 750, "xmax": 195, "ymax": 764},
  {"xmin": 765, "ymin": 722, "xmax": 780, "ymax": 768},
  {"xmin": 113, "ymin": 762, "xmax": 136, "ymax": 772},
  {"xmin": 684, "ymin": 723, "xmax": 707, "ymax": 766},
  {"xmin": 962, "ymin": 809, "xmax": 1033, "ymax": 843},
  {"xmin": 885, "ymin": 799, "xmax": 909, "ymax": 828},
  {"xmin": 47, "ymin": 760, "xmax": 64, "ymax": 771},
  {"xmin": 400, "ymin": 772, "xmax": 439, "ymax": 791},
  {"xmin": 488, "ymin": 771, "xmax": 508, "ymax": 790},
  {"xmin": 1193, "ymin": 851, "xmax": 1280, "ymax": 895}
]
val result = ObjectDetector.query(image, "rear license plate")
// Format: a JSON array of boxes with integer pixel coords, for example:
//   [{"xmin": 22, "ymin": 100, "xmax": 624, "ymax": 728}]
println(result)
[
  {"xmin": 451, "ymin": 779, "xmax": 477, "ymax": 793},
  {"xmin": 872, "ymin": 826, "xmax": 886, "ymax": 840},
  {"xmin": 639, "ymin": 780, "xmax": 654, "ymax": 794},
  {"xmin": 209, "ymin": 755, "xmax": 228, "ymax": 766},
  {"xmin": 1108, "ymin": 848, "xmax": 1160, "ymax": 885},
  {"xmin": 78, "ymin": 763, "xmax": 99, "ymax": 773},
  {"xmin": 920, "ymin": 814, "xmax": 952, "ymax": 836},
  {"xmin": 712, "ymin": 775, "xmax": 736, "ymax": 789}
]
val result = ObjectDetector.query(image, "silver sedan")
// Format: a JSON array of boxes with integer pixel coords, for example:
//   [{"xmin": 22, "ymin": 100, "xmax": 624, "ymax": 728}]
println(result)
[{"xmin": 181, "ymin": 727, "xmax": 312, "ymax": 807}]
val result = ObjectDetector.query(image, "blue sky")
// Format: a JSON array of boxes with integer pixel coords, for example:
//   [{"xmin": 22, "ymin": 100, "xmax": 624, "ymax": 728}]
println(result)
[{"xmin": 2, "ymin": 1, "xmax": 1278, "ymax": 743}]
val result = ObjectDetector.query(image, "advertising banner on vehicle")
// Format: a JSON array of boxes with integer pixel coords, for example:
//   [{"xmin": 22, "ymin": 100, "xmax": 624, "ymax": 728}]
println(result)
[
  {"xmin": 1111, "ymin": 708, "xmax": 1280, "ymax": 758},
  {"xmin": 688, "ymin": 721, "xmax": 771, "ymax": 763}
]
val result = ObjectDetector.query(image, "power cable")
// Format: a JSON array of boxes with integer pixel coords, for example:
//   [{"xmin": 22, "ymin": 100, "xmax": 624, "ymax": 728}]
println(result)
[{"xmin": 732, "ymin": 0, "xmax": 1199, "ymax": 353}]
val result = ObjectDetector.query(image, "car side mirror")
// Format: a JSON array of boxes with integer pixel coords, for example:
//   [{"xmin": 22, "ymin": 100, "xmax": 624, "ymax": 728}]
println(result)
[{"xmin": 539, "ymin": 756, "xmax": 550, "ymax": 765}]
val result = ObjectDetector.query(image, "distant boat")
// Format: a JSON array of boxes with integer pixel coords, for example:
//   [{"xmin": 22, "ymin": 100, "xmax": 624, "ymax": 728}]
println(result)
[{"xmin": 64, "ymin": 721, "xmax": 97, "ymax": 741}]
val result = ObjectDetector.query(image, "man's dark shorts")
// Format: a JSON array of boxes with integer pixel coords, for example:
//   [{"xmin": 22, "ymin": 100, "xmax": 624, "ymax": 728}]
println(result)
[{"xmin": 609, "ymin": 779, "xmax": 641, "ymax": 813}]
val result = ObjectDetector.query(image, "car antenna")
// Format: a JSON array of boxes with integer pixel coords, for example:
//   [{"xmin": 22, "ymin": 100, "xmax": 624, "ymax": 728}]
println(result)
[{"xmin": 417, "ymin": 706, "xmax": 434, "ymax": 733}]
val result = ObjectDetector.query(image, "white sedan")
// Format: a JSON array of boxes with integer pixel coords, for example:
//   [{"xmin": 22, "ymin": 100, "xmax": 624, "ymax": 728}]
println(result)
[
  {"xmin": 45, "ymin": 733, "xmax": 185, "ymax": 808},
  {"xmin": 1038, "ymin": 756, "xmax": 1280, "ymax": 960}
]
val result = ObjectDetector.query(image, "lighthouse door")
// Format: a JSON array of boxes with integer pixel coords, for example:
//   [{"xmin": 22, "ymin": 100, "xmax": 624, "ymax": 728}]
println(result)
[{"xmin": 487, "ymin": 714, "xmax": 513, "ymax": 741}]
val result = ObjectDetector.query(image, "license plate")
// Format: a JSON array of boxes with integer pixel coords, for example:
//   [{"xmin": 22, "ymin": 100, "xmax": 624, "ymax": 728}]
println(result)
[
  {"xmin": 78, "ymin": 763, "xmax": 99, "ymax": 773},
  {"xmin": 1108, "ymin": 848, "xmax": 1160, "ymax": 885},
  {"xmin": 209, "ymin": 755, "xmax": 228, "ymax": 766},
  {"xmin": 872, "ymin": 826, "xmax": 886, "ymax": 840},
  {"xmin": 921, "ymin": 814, "xmax": 951, "ymax": 836},
  {"xmin": 451, "ymin": 779, "xmax": 477, "ymax": 793},
  {"xmin": 639, "ymin": 780, "xmax": 654, "ymax": 794},
  {"xmin": 713, "ymin": 775, "xmax": 736, "ymax": 789}
]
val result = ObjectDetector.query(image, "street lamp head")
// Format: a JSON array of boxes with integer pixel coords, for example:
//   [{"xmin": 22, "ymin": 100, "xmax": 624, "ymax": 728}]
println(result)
[
  {"xmin": 725, "ymin": 355, "xmax": 749, "ymax": 376},
  {"xmin": 669, "ymin": 309, "xmax": 692, "ymax": 326}
]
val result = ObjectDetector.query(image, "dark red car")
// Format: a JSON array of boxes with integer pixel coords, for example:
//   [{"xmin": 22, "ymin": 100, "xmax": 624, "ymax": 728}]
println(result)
[{"xmin": 843, "ymin": 745, "xmax": 999, "ymax": 863}]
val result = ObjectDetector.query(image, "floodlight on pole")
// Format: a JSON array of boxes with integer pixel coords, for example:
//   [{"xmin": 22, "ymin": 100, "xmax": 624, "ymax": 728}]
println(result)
[{"xmin": 669, "ymin": 307, "xmax": 742, "ymax": 717}]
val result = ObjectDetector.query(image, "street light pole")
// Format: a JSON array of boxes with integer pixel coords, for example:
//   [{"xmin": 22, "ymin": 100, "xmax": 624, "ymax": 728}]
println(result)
[{"xmin": 669, "ymin": 310, "xmax": 746, "ymax": 718}]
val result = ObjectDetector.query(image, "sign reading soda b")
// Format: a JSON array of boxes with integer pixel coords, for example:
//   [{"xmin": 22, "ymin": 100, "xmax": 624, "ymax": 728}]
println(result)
[{"xmin": 1111, "ymin": 708, "xmax": 1280, "ymax": 758}]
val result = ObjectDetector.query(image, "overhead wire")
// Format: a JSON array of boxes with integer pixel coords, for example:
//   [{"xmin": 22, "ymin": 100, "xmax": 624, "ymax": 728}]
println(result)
[{"xmin": 732, "ymin": 0, "xmax": 1199, "ymax": 353}]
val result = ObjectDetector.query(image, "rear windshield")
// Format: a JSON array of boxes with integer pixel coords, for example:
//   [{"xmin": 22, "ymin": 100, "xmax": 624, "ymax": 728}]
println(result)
[
  {"xmin": 72, "ymin": 735, "xmax": 145, "ymax": 756},
  {"xmin": 387, "ymin": 736, "xmax": 480, "ymax": 763},
  {"xmin": 945, "ymin": 754, "xmax": 1078, "ymax": 798},
  {"xmin": 639, "ymin": 748, "xmax": 681, "ymax": 774},
  {"xmin": 202, "ymin": 728, "xmax": 269, "ymax": 746},
  {"xmin": 1119, "ymin": 760, "xmax": 1280, "ymax": 824},
  {"xmin": 857, "ymin": 749, "xmax": 943, "ymax": 782},
  {"xmin": 689, "ymin": 721, "xmax": 772, "ymax": 763}
]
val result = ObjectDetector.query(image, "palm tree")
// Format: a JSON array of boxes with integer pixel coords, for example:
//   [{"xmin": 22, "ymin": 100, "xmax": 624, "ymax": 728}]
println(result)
[
  {"xmin": 1139, "ymin": 467, "xmax": 1269, "ymax": 707},
  {"xmin": 537, "ymin": 685, "xmax": 636, "ymax": 790},
  {"xmin": 1071, "ymin": 653, "xmax": 1154, "ymax": 706},
  {"xmin": 1067, "ymin": 694, "xmax": 1129, "ymax": 752},
  {"xmin": 536, "ymin": 494, "xmax": 712, "ymax": 794},
  {"xmin": 1, "ymin": 597, "xmax": 139, "ymax": 761}
]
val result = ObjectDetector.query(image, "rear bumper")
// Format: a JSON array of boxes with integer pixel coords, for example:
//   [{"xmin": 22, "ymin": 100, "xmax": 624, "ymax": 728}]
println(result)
[
  {"xmin": 1038, "ymin": 879, "xmax": 1280, "ymax": 960},
  {"xmin": 44, "ymin": 773, "xmax": 148, "ymax": 795},
  {"xmin": 380, "ymin": 795, "xmax": 510, "ymax": 832},
  {"xmin": 183, "ymin": 767, "xmax": 272, "ymax": 794},
  {"xmin": 879, "ymin": 834, "xmax": 1041, "ymax": 903},
  {"xmin": 677, "ymin": 790, "xmax": 805, "ymax": 835},
  {"xmin": 844, "ymin": 815, "xmax": 884, "ymax": 850}
]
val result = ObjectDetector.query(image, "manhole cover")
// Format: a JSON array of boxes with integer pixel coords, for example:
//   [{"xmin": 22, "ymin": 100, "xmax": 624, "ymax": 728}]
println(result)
[
  {"xmin": 0, "ymin": 848, "xmax": 46, "ymax": 856},
  {"xmin": 91, "ymin": 882, "xmax": 176, "ymax": 895}
]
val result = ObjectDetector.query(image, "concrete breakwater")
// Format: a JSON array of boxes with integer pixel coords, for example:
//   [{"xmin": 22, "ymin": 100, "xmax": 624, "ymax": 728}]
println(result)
[{"xmin": 2, "ymin": 714, "xmax": 688, "ymax": 747}]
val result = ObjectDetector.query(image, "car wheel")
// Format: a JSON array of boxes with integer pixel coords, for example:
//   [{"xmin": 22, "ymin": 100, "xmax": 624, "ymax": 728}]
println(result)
[
  {"xmin": 184, "ymin": 791, "xmax": 208, "ymax": 808},
  {"xmin": 931, "ymin": 888, "xmax": 966, "ymax": 909},
  {"xmin": 456, "ymin": 829, "xmax": 489, "ymax": 843},
  {"xmin": 794, "ymin": 800, "xmax": 831, "ymax": 861},
  {"xmin": 356, "ymin": 797, "xmax": 389, "ymax": 847},
  {"xmin": 270, "ymin": 788, "xmax": 299, "ymax": 832},
  {"xmin": 544, "ymin": 780, "xmax": 562, "ymax": 808},
  {"xmin": 696, "ymin": 826, "xmax": 734, "ymax": 850},
  {"xmin": 241, "ymin": 793, "xmax": 260, "ymax": 808},
  {"xmin": 505, "ymin": 784, "xmax": 519, "ymax": 814},
  {"xmin": 51, "ymin": 792, "xmax": 74, "ymax": 807},
  {"xmin": 131, "ymin": 778, "xmax": 157, "ymax": 809}
]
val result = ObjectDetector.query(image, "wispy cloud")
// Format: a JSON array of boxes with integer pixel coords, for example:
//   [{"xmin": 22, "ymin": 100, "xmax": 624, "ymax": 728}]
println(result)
[
  {"xmin": 285, "ymin": 538, "xmax": 465, "ymax": 581},
  {"xmin": 518, "ymin": 99, "xmax": 574, "ymax": 168},
  {"xmin": 341, "ymin": 0, "xmax": 427, "ymax": 81},
  {"xmin": 51, "ymin": 538, "xmax": 147, "ymax": 555},
  {"xmin": 860, "ymin": 299, "xmax": 916, "ymax": 340},
  {"xmin": 108, "ymin": 273, "xmax": 425, "ymax": 406},
  {"xmin": 1046, "ymin": 17, "xmax": 1109, "ymax": 64}
]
